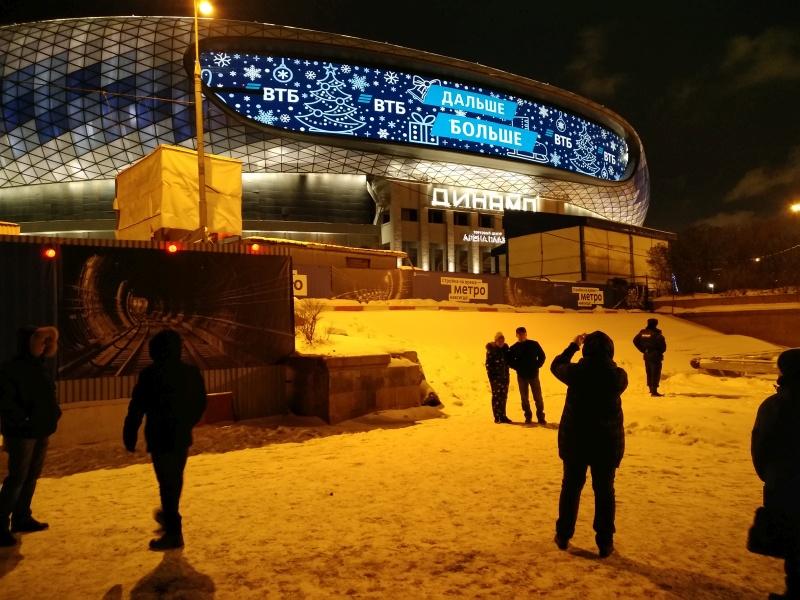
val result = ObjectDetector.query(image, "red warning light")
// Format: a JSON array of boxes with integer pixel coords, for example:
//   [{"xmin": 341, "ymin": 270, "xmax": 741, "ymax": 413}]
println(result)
[
  {"xmin": 250, "ymin": 243, "xmax": 261, "ymax": 253},
  {"xmin": 43, "ymin": 247, "xmax": 57, "ymax": 259},
  {"xmin": 166, "ymin": 243, "xmax": 179, "ymax": 254}
]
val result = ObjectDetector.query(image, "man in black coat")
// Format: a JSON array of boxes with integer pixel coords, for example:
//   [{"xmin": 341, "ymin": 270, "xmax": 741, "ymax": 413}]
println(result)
[
  {"xmin": 633, "ymin": 318, "xmax": 667, "ymax": 397},
  {"xmin": 752, "ymin": 348, "xmax": 800, "ymax": 600},
  {"xmin": 123, "ymin": 329, "xmax": 207, "ymax": 551},
  {"xmin": 485, "ymin": 332, "xmax": 512, "ymax": 424},
  {"xmin": 0, "ymin": 326, "xmax": 61, "ymax": 547},
  {"xmin": 509, "ymin": 326, "xmax": 547, "ymax": 424},
  {"xmin": 550, "ymin": 331, "xmax": 627, "ymax": 558}
]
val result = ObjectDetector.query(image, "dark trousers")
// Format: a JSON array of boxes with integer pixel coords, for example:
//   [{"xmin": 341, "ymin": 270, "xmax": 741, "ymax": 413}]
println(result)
[
  {"xmin": 0, "ymin": 436, "xmax": 49, "ymax": 524},
  {"xmin": 786, "ymin": 551, "xmax": 800, "ymax": 598},
  {"xmin": 151, "ymin": 449, "xmax": 188, "ymax": 535},
  {"xmin": 644, "ymin": 358, "xmax": 662, "ymax": 392},
  {"xmin": 556, "ymin": 461, "xmax": 616, "ymax": 544},
  {"xmin": 489, "ymin": 378, "xmax": 509, "ymax": 421},
  {"xmin": 517, "ymin": 373, "xmax": 545, "ymax": 421}
]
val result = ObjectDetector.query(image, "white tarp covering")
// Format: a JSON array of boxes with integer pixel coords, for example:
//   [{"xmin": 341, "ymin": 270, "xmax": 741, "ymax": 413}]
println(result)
[{"xmin": 114, "ymin": 144, "xmax": 242, "ymax": 240}]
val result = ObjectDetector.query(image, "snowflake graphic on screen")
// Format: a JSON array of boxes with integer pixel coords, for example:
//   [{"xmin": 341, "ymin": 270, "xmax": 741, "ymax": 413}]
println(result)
[
  {"xmin": 538, "ymin": 106, "xmax": 550, "ymax": 118},
  {"xmin": 295, "ymin": 63, "xmax": 366, "ymax": 134},
  {"xmin": 610, "ymin": 140, "xmax": 617, "ymax": 151},
  {"xmin": 549, "ymin": 152, "xmax": 561, "ymax": 167},
  {"xmin": 280, "ymin": 114, "xmax": 291, "ymax": 123},
  {"xmin": 305, "ymin": 71, "xmax": 316, "ymax": 80},
  {"xmin": 254, "ymin": 109, "xmax": 277, "ymax": 126},
  {"xmin": 348, "ymin": 74, "xmax": 368, "ymax": 92},
  {"xmin": 340, "ymin": 64, "xmax": 352, "ymax": 73},
  {"xmin": 243, "ymin": 65, "xmax": 262, "ymax": 81},
  {"xmin": 455, "ymin": 110, "xmax": 467, "ymax": 117},
  {"xmin": 213, "ymin": 52, "xmax": 232, "ymax": 68},
  {"xmin": 377, "ymin": 128, "xmax": 389, "ymax": 139},
  {"xmin": 384, "ymin": 72, "xmax": 399, "ymax": 85}
]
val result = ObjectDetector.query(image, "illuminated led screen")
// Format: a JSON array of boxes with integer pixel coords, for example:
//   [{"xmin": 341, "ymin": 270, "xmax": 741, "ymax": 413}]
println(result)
[{"xmin": 200, "ymin": 52, "xmax": 630, "ymax": 181}]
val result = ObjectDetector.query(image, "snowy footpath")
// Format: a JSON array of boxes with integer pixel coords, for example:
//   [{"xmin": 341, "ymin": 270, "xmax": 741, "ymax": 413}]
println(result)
[{"xmin": 0, "ymin": 310, "xmax": 789, "ymax": 598}]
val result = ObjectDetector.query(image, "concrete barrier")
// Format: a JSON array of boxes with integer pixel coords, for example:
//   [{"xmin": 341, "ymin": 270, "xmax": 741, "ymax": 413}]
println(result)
[
  {"xmin": 680, "ymin": 309, "xmax": 800, "ymax": 347},
  {"xmin": 50, "ymin": 398, "xmax": 130, "ymax": 448},
  {"xmin": 285, "ymin": 353, "xmax": 428, "ymax": 424}
]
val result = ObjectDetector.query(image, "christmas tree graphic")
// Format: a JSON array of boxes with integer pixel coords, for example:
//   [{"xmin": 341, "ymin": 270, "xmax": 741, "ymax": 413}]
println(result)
[
  {"xmin": 295, "ymin": 63, "xmax": 366, "ymax": 134},
  {"xmin": 570, "ymin": 124, "xmax": 600, "ymax": 175}
]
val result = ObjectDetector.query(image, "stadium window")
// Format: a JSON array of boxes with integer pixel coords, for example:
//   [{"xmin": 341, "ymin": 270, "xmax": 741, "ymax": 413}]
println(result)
[
  {"xmin": 381, "ymin": 211, "xmax": 390, "ymax": 224},
  {"xmin": 401, "ymin": 208, "xmax": 418, "ymax": 222},
  {"xmin": 479, "ymin": 214, "xmax": 494, "ymax": 228},
  {"xmin": 428, "ymin": 209, "xmax": 444, "ymax": 224},
  {"xmin": 453, "ymin": 212, "xmax": 470, "ymax": 226},
  {"xmin": 401, "ymin": 241, "xmax": 418, "ymax": 267}
]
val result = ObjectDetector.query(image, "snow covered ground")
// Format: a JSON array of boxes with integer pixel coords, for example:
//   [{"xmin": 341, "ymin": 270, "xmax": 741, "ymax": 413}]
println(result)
[{"xmin": 0, "ymin": 309, "xmax": 790, "ymax": 599}]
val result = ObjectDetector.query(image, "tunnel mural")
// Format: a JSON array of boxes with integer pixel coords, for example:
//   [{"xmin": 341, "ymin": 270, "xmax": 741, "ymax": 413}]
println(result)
[{"xmin": 57, "ymin": 246, "xmax": 294, "ymax": 379}]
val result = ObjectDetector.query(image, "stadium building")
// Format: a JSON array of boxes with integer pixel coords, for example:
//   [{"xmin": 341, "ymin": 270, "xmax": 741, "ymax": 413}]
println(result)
[{"xmin": 0, "ymin": 17, "xmax": 651, "ymax": 274}]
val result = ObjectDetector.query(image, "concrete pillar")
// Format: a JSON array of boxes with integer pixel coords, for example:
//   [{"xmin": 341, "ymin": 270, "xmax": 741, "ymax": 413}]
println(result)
[
  {"xmin": 469, "ymin": 211, "xmax": 480, "ymax": 274},
  {"xmin": 445, "ymin": 210, "xmax": 455, "ymax": 272},
  {"xmin": 420, "ymin": 202, "xmax": 430, "ymax": 271},
  {"xmin": 389, "ymin": 195, "xmax": 402, "ymax": 251}
]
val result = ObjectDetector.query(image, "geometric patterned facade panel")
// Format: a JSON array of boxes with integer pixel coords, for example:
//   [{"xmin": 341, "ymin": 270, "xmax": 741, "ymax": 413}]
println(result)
[{"xmin": 0, "ymin": 17, "xmax": 650, "ymax": 226}]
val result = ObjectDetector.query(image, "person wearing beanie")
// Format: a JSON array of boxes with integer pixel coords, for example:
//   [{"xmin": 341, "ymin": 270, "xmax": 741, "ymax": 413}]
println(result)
[
  {"xmin": 0, "ymin": 326, "xmax": 61, "ymax": 547},
  {"xmin": 751, "ymin": 348, "xmax": 800, "ymax": 599},
  {"xmin": 633, "ymin": 318, "xmax": 667, "ymax": 396},
  {"xmin": 550, "ymin": 331, "xmax": 628, "ymax": 558},
  {"xmin": 509, "ymin": 326, "xmax": 547, "ymax": 425},
  {"xmin": 485, "ymin": 332, "xmax": 512, "ymax": 424}
]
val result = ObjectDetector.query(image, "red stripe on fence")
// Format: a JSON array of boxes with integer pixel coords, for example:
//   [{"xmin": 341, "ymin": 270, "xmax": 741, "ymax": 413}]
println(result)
[
  {"xmin": 477, "ymin": 307, "xmax": 499, "ymax": 312},
  {"xmin": 332, "ymin": 306, "xmax": 364, "ymax": 311},
  {"xmin": 388, "ymin": 306, "xmax": 416, "ymax": 310}
]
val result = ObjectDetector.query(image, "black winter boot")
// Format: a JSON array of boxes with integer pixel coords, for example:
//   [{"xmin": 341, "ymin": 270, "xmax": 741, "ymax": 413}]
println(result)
[
  {"xmin": 11, "ymin": 516, "xmax": 49, "ymax": 533},
  {"xmin": 149, "ymin": 532, "xmax": 184, "ymax": 551}
]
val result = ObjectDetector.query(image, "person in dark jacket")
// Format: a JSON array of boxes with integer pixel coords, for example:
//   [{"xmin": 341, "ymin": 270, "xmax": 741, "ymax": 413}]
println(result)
[
  {"xmin": 509, "ymin": 326, "xmax": 547, "ymax": 425},
  {"xmin": 0, "ymin": 326, "xmax": 61, "ymax": 547},
  {"xmin": 752, "ymin": 348, "xmax": 800, "ymax": 600},
  {"xmin": 123, "ymin": 329, "xmax": 207, "ymax": 551},
  {"xmin": 550, "ymin": 331, "xmax": 627, "ymax": 558},
  {"xmin": 633, "ymin": 318, "xmax": 667, "ymax": 396},
  {"xmin": 486, "ymin": 332, "xmax": 512, "ymax": 424}
]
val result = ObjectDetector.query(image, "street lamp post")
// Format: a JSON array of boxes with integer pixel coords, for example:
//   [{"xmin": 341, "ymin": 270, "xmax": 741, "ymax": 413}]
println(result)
[{"xmin": 193, "ymin": 1, "xmax": 213, "ymax": 243}]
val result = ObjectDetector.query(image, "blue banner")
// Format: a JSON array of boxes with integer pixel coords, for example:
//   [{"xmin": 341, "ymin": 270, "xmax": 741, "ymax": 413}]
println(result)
[
  {"xmin": 422, "ymin": 85, "xmax": 517, "ymax": 121},
  {"xmin": 431, "ymin": 114, "xmax": 536, "ymax": 152},
  {"xmin": 199, "ymin": 52, "xmax": 630, "ymax": 181}
]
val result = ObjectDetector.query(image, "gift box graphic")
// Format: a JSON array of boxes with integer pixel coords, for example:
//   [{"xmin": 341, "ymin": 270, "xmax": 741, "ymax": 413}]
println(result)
[{"xmin": 408, "ymin": 113, "xmax": 438, "ymax": 145}]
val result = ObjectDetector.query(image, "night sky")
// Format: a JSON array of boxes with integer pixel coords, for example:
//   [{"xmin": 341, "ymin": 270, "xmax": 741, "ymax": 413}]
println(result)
[{"xmin": 1, "ymin": 0, "xmax": 798, "ymax": 232}]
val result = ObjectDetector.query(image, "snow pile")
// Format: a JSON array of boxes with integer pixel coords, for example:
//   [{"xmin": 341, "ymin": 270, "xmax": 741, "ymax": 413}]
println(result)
[{"xmin": 0, "ymin": 311, "xmax": 788, "ymax": 598}]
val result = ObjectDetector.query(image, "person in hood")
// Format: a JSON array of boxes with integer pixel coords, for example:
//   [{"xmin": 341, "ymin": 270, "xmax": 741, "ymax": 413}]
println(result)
[
  {"xmin": 550, "ymin": 331, "xmax": 628, "ymax": 558},
  {"xmin": 0, "ymin": 326, "xmax": 61, "ymax": 547},
  {"xmin": 485, "ymin": 332, "xmax": 512, "ymax": 424},
  {"xmin": 123, "ymin": 329, "xmax": 207, "ymax": 551},
  {"xmin": 752, "ymin": 348, "xmax": 800, "ymax": 600},
  {"xmin": 633, "ymin": 318, "xmax": 667, "ymax": 397},
  {"xmin": 509, "ymin": 326, "xmax": 547, "ymax": 425}
]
